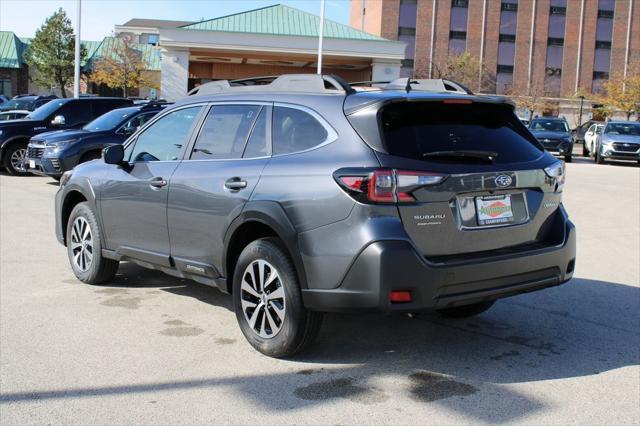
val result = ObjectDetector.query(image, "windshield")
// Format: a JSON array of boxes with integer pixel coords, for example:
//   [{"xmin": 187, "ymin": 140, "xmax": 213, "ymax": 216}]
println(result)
[
  {"xmin": 0, "ymin": 98, "xmax": 35, "ymax": 111},
  {"xmin": 83, "ymin": 108, "xmax": 135, "ymax": 131},
  {"xmin": 604, "ymin": 123, "xmax": 640, "ymax": 136},
  {"xmin": 530, "ymin": 120, "xmax": 569, "ymax": 132},
  {"xmin": 25, "ymin": 100, "xmax": 67, "ymax": 121}
]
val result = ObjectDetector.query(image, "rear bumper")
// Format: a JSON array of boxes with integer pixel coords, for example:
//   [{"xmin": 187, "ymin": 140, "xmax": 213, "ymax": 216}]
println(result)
[{"xmin": 302, "ymin": 218, "xmax": 576, "ymax": 313}]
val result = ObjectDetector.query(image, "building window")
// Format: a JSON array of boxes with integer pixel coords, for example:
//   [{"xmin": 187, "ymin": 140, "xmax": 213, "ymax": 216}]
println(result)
[
  {"xmin": 147, "ymin": 34, "xmax": 159, "ymax": 45},
  {"xmin": 501, "ymin": 2, "xmax": 518, "ymax": 12},
  {"xmin": 448, "ymin": 0, "xmax": 468, "ymax": 56},
  {"xmin": 0, "ymin": 79, "xmax": 11, "ymax": 97},
  {"xmin": 399, "ymin": 0, "xmax": 417, "ymax": 28},
  {"xmin": 496, "ymin": 69, "xmax": 514, "ymax": 95},
  {"xmin": 498, "ymin": 42, "xmax": 515, "ymax": 66},
  {"xmin": 499, "ymin": 7, "xmax": 517, "ymax": 36},
  {"xmin": 497, "ymin": 65, "xmax": 514, "ymax": 74},
  {"xmin": 547, "ymin": 37, "xmax": 564, "ymax": 46},
  {"xmin": 398, "ymin": 26, "xmax": 416, "ymax": 76},
  {"xmin": 499, "ymin": 34, "xmax": 516, "ymax": 42},
  {"xmin": 545, "ymin": 0, "xmax": 566, "ymax": 97},
  {"xmin": 451, "ymin": 0, "xmax": 468, "ymax": 7}
]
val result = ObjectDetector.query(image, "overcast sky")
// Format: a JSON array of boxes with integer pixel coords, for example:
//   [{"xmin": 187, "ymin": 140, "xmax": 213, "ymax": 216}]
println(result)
[{"xmin": 0, "ymin": 0, "xmax": 351, "ymax": 41}]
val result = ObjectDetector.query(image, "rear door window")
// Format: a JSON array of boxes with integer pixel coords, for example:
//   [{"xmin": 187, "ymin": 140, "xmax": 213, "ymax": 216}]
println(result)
[
  {"xmin": 272, "ymin": 106, "xmax": 329, "ymax": 155},
  {"xmin": 380, "ymin": 102, "xmax": 544, "ymax": 164},
  {"xmin": 190, "ymin": 105, "xmax": 261, "ymax": 160}
]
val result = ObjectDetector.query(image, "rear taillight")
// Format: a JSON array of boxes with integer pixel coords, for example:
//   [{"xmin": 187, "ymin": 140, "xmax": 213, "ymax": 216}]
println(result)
[{"xmin": 336, "ymin": 169, "xmax": 447, "ymax": 204}]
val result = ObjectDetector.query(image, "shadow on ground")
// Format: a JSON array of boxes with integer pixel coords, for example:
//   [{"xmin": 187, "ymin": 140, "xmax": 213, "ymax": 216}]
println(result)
[{"xmin": 2, "ymin": 261, "xmax": 638, "ymax": 422}]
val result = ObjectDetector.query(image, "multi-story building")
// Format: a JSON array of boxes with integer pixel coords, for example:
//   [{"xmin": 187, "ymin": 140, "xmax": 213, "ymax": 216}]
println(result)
[{"xmin": 350, "ymin": 0, "xmax": 639, "ymax": 101}]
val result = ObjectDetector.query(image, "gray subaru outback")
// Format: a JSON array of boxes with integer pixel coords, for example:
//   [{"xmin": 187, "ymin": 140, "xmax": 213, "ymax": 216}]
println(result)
[{"xmin": 55, "ymin": 75, "xmax": 576, "ymax": 357}]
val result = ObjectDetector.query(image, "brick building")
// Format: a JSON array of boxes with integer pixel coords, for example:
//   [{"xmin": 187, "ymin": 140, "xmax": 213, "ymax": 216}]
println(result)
[{"xmin": 350, "ymin": 0, "xmax": 639, "ymax": 100}]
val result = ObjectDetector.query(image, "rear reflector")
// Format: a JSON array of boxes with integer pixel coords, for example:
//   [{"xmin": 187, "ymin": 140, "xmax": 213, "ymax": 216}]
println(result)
[{"xmin": 390, "ymin": 291, "xmax": 412, "ymax": 303}]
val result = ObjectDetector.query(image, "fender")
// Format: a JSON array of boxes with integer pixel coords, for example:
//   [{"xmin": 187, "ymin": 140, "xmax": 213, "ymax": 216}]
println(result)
[
  {"xmin": 223, "ymin": 200, "xmax": 308, "ymax": 289},
  {"xmin": 57, "ymin": 178, "xmax": 100, "ymax": 245},
  {"xmin": 0, "ymin": 135, "xmax": 32, "ymax": 161}
]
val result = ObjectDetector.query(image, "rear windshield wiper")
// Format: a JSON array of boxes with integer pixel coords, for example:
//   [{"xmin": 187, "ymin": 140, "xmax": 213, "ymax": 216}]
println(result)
[{"xmin": 422, "ymin": 150, "xmax": 498, "ymax": 163}]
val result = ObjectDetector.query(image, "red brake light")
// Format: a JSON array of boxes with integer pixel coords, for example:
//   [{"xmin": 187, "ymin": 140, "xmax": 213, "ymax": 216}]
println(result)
[
  {"xmin": 337, "ymin": 169, "xmax": 447, "ymax": 204},
  {"xmin": 442, "ymin": 99, "xmax": 473, "ymax": 104}
]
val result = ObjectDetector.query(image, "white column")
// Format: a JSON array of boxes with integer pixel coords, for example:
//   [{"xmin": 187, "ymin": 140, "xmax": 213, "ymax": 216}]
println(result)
[
  {"xmin": 160, "ymin": 48, "xmax": 189, "ymax": 102},
  {"xmin": 372, "ymin": 61, "xmax": 401, "ymax": 82}
]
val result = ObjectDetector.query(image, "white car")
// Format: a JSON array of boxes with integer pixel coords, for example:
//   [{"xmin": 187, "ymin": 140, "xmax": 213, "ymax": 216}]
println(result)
[{"xmin": 582, "ymin": 123, "xmax": 604, "ymax": 157}]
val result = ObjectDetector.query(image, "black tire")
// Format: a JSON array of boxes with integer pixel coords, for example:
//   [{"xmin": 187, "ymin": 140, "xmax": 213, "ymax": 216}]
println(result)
[
  {"xmin": 595, "ymin": 147, "xmax": 605, "ymax": 164},
  {"xmin": 232, "ymin": 237, "xmax": 323, "ymax": 358},
  {"xmin": 66, "ymin": 202, "xmax": 119, "ymax": 284},
  {"xmin": 437, "ymin": 301, "xmax": 495, "ymax": 318},
  {"xmin": 2, "ymin": 141, "xmax": 30, "ymax": 176},
  {"xmin": 564, "ymin": 154, "xmax": 572, "ymax": 163}
]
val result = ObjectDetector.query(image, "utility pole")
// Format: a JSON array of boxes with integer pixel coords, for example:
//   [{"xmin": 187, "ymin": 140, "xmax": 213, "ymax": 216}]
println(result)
[
  {"xmin": 74, "ymin": 0, "xmax": 81, "ymax": 98},
  {"xmin": 317, "ymin": 0, "xmax": 325, "ymax": 74}
]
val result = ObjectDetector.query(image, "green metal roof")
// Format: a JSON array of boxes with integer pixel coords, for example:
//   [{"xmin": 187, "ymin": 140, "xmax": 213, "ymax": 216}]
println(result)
[
  {"xmin": 0, "ymin": 31, "xmax": 26, "ymax": 68},
  {"xmin": 181, "ymin": 4, "xmax": 385, "ymax": 41},
  {"xmin": 0, "ymin": 32, "xmax": 158, "ymax": 71},
  {"xmin": 83, "ymin": 37, "xmax": 161, "ymax": 71}
]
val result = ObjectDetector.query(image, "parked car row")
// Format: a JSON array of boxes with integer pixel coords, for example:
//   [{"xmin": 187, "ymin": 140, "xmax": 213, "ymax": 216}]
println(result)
[
  {"xmin": 526, "ymin": 116, "xmax": 640, "ymax": 165},
  {"xmin": 0, "ymin": 97, "xmax": 169, "ymax": 176},
  {"xmin": 581, "ymin": 121, "xmax": 640, "ymax": 164}
]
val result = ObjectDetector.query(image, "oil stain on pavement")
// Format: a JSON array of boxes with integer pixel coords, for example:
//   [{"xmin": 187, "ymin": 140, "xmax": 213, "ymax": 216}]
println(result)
[
  {"xmin": 160, "ymin": 318, "xmax": 204, "ymax": 337},
  {"xmin": 294, "ymin": 377, "xmax": 389, "ymax": 405},
  {"xmin": 408, "ymin": 371, "xmax": 478, "ymax": 402}
]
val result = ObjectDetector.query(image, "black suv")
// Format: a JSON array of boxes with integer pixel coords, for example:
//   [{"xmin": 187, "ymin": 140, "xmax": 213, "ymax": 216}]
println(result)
[
  {"xmin": 529, "ymin": 117, "xmax": 574, "ymax": 162},
  {"xmin": 26, "ymin": 102, "xmax": 167, "ymax": 179},
  {"xmin": 55, "ymin": 75, "xmax": 576, "ymax": 357},
  {"xmin": 0, "ymin": 97, "xmax": 132, "ymax": 175},
  {"xmin": 0, "ymin": 94, "xmax": 57, "ymax": 112}
]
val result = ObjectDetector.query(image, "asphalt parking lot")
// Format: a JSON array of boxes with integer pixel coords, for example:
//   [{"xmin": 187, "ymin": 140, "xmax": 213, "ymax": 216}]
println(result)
[{"xmin": 1, "ymin": 155, "xmax": 638, "ymax": 425}]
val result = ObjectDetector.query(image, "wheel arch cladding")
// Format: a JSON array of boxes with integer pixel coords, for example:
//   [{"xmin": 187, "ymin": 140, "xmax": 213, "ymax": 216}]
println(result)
[
  {"xmin": 0, "ymin": 136, "xmax": 30, "ymax": 160},
  {"xmin": 61, "ymin": 190, "xmax": 88, "ymax": 245},
  {"xmin": 223, "ymin": 201, "xmax": 308, "ymax": 294}
]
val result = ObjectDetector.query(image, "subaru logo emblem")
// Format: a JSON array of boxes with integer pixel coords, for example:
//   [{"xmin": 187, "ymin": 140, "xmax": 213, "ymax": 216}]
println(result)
[
  {"xmin": 624, "ymin": 143, "xmax": 630, "ymax": 147},
  {"xmin": 495, "ymin": 175, "xmax": 512, "ymax": 187},
  {"xmin": 543, "ymin": 139, "xmax": 550, "ymax": 142}
]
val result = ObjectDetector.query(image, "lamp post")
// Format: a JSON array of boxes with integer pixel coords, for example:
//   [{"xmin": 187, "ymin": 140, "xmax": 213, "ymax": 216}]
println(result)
[
  {"xmin": 577, "ymin": 95, "xmax": 585, "ymax": 127},
  {"xmin": 73, "ymin": 0, "xmax": 81, "ymax": 98}
]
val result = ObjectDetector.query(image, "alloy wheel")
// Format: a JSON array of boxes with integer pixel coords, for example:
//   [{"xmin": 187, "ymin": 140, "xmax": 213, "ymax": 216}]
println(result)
[
  {"xmin": 70, "ymin": 217, "xmax": 93, "ymax": 272},
  {"xmin": 240, "ymin": 259, "xmax": 286, "ymax": 339},
  {"xmin": 10, "ymin": 148, "xmax": 27, "ymax": 173}
]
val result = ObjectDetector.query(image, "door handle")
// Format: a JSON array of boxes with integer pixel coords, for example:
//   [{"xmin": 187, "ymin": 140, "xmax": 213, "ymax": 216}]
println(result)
[
  {"xmin": 224, "ymin": 177, "xmax": 247, "ymax": 190},
  {"xmin": 149, "ymin": 177, "xmax": 168, "ymax": 188}
]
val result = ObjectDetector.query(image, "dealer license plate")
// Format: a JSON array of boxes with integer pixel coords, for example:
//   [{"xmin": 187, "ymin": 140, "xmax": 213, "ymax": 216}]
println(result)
[{"xmin": 475, "ymin": 195, "xmax": 515, "ymax": 226}]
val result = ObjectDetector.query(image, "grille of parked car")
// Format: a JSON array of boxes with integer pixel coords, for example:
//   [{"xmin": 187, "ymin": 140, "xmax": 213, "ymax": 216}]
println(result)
[
  {"xmin": 612, "ymin": 143, "xmax": 639, "ymax": 152},
  {"xmin": 27, "ymin": 146, "xmax": 44, "ymax": 159},
  {"xmin": 538, "ymin": 139, "xmax": 563, "ymax": 149}
]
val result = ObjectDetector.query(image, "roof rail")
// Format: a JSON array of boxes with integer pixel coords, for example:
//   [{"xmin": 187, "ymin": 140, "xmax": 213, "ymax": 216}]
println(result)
[
  {"xmin": 187, "ymin": 74, "xmax": 354, "ymax": 97},
  {"xmin": 383, "ymin": 78, "xmax": 474, "ymax": 95}
]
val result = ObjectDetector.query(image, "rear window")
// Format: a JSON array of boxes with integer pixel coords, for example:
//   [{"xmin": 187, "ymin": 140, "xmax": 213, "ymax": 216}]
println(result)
[{"xmin": 380, "ymin": 102, "xmax": 544, "ymax": 164}]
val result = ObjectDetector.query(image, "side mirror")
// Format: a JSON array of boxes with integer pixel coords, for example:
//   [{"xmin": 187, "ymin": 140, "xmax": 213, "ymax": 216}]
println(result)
[
  {"xmin": 51, "ymin": 115, "xmax": 66, "ymax": 126},
  {"xmin": 102, "ymin": 145, "xmax": 125, "ymax": 165}
]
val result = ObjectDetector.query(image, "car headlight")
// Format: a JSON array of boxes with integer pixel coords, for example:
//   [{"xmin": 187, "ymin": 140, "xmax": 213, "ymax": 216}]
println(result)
[
  {"xmin": 44, "ymin": 140, "xmax": 74, "ymax": 155},
  {"xmin": 544, "ymin": 161, "xmax": 565, "ymax": 193}
]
